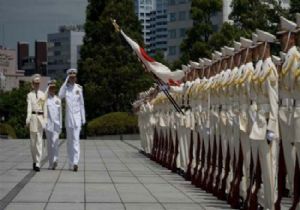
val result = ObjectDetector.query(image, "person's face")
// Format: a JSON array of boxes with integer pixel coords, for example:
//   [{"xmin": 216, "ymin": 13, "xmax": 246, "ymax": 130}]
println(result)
[
  {"xmin": 33, "ymin": 82, "xmax": 40, "ymax": 90},
  {"xmin": 68, "ymin": 75, "xmax": 76, "ymax": 84},
  {"xmin": 279, "ymin": 32, "xmax": 289, "ymax": 51},
  {"xmin": 48, "ymin": 86, "xmax": 56, "ymax": 95}
]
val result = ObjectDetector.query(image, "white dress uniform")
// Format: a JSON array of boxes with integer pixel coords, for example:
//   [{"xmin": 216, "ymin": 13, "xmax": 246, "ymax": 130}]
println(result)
[
  {"xmin": 45, "ymin": 93, "xmax": 62, "ymax": 169},
  {"xmin": 250, "ymin": 30, "xmax": 279, "ymax": 210},
  {"xmin": 59, "ymin": 70, "xmax": 86, "ymax": 169},
  {"xmin": 26, "ymin": 74, "xmax": 47, "ymax": 169}
]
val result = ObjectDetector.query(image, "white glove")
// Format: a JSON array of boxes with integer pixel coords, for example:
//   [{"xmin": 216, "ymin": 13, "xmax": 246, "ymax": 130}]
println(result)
[
  {"xmin": 206, "ymin": 127, "xmax": 210, "ymax": 135},
  {"xmin": 266, "ymin": 130, "xmax": 275, "ymax": 144}
]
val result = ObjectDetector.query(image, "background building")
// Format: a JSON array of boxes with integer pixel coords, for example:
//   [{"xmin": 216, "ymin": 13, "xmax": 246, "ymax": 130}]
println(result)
[
  {"xmin": 17, "ymin": 42, "xmax": 29, "ymax": 70},
  {"xmin": 135, "ymin": 0, "xmax": 168, "ymax": 55},
  {"xmin": 35, "ymin": 41, "xmax": 47, "ymax": 76},
  {"xmin": 166, "ymin": 0, "xmax": 193, "ymax": 61},
  {"xmin": 0, "ymin": 48, "xmax": 49, "ymax": 91},
  {"xmin": 47, "ymin": 25, "xmax": 84, "ymax": 79}
]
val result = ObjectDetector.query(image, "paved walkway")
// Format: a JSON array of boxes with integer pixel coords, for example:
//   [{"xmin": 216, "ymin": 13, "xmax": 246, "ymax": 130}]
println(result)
[{"xmin": 0, "ymin": 139, "xmax": 233, "ymax": 210}]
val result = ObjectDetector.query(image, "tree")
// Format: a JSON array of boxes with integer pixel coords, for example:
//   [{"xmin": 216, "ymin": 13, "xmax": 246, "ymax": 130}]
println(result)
[
  {"xmin": 289, "ymin": 0, "xmax": 300, "ymax": 18},
  {"xmin": 0, "ymin": 83, "xmax": 31, "ymax": 138},
  {"xmin": 78, "ymin": 0, "xmax": 152, "ymax": 121},
  {"xmin": 180, "ymin": 0, "xmax": 222, "ymax": 63},
  {"xmin": 208, "ymin": 22, "xmax": 246, "ymax": 51},
  {"xmin": 230, "ymin": 0, "xmax": 286, "ymax": 35}
]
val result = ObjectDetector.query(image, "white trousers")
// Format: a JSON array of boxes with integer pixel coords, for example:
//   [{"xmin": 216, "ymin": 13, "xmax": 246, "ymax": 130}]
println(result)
[
  {"xmin": 279, "ymin": 108, "xmax": 296, "ymax": 192},
  {"xmin": 45, "ymin": 130, "xmax": 59, "ymax": 168},
  {"xmin": 30, "ymin": 131, "xmax": 43, "ymax": 167},
  {"xmin": 251, "ymin": 140, "xmax": 278, "ymax": 210},
  {"xmin": 66, "ymin": 127, "xmax": 81, "ymax": 167}
]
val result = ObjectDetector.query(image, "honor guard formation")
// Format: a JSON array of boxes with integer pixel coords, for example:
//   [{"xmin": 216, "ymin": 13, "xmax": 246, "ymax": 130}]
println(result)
[{"xmin": 134, "ymin": 15, "xmax": 300, "ymax": 210}]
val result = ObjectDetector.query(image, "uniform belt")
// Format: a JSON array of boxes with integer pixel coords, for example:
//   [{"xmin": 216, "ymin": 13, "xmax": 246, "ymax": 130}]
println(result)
[
  {"xmin": 280, "ymin": 98, "xmax": 294, "ymax": 107},
  {"xmin": 257, "ymin": 104, "xmax": 270, "ymax": 111},
  {"xmin": 32, "ymin": 111, "xmax": 43, "ymax": 115}
]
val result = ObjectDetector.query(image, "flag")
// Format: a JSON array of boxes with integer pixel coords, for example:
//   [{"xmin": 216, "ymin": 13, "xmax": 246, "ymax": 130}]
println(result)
[{"xmin": 120, "ymin": 30, "xmax": 184, "ymax": 86}]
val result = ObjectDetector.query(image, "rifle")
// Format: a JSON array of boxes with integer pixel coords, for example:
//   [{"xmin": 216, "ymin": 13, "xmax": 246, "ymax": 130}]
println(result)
[
  {"xmin": 185, "ymin": 130, "xmax": 194, "ymax": 181},
  {"xmin": 196, "ymin": 139, "xmax": 205, "ymax": 188},
  {"xmin": 192, "ymin": 132, "xmax": 201, "ymax": 185},
  {"xmin": 229, "ymin": 142, "xmax": 244, "ymax": 209},
  {"xmin": 219, "ymin": 143, "xmax": 230, "ymax": 200},
  {"xmin": 290, "ymin": 158, "xmax": 300, "ymax": 210},
  {"xmin": 213, "ymin": 134, "xmax": 223, "ymax": 197},
  {"xmin": 171, "ymin": 131, "xmax": 179, "ymax": 173},
  {"xmin": 274, "ymin": 139, "xmax": 286, "ymax": 210},
  {"xmin": 202, "ymin": 138, "xmax": 211, "ymax": 191},
  {"xmin": 167, "ymin": 128, "xmax": 174, "ymax": 170},
  {"xmin": 207, "ymin": 133, "xmax": 217, "ymax": 193},
  {"xmin": 244, "ymin": 154, "xmax": 262, "ymax": 210},
  {"xmin": 151, "ymin": 127, "xmax": 158, "ymax": 161}
]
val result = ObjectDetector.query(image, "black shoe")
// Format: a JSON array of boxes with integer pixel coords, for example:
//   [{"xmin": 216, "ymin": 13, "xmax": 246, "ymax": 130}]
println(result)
[
  {"xmin": 52, "ymin": 162, "xmax": 57, "ymax": 170},
  {"xmin": 34, "ymin": 167, "xmax": 40, "ymax": 172},
  {"xmin": 73, "ymin": 165, "xmax": 78, "ymax": 172},
  {"xmin": 33, "ymin": 163, "xmax": 36, "ymax": 170}
]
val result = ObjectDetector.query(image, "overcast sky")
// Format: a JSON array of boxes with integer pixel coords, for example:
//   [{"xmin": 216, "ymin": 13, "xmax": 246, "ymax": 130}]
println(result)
[{"xmin": 0, "ymin": 0, "xmax": 87, "ymax": 55}]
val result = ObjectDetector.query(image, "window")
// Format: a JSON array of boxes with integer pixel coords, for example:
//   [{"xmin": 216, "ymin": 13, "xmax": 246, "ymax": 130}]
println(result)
[
  {"xmin": 178, "ymin": 11, "xmax": 186, "ymax": 21},
  {"xmin": 168, "ymin": 46, "xmax": 176, "ymax": 56},
  {"xmin": 169, "ymin": 29, "xmax": 176, "ymax": 39},
  {"xmin": 178, "ymin": 0, "xmax": 186, "ymax": 3},
  {"xmin": 145, "ymin": 0, "xmax": 152, "ymax": 4},
  {"xmin": 169, "ymin": 13, "xmax": 176, "ymax": 22},
  {"xmin": 168, "ymin": 0, "xmax": 176, "ymax": 5},
  {"xmin": 54, "ymin": 51, "xmax": 61, "ymax": 56},
  {"xmin": 179, "ymin": 28, "xmax": 186, "ymax": 37}
]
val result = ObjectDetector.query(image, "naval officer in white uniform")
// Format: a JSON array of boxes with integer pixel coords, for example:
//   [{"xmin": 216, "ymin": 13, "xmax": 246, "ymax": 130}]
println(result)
[
  {"xmin": 45, "ymin": 80, "xmax": 62, "ymax": 170},
  {"xmin": 26, "ymin": 74, "xmax": 47, "ymax": 172},
  {"xmin": 59, "ymin": 69, "xmax": 86, "ymax": 172}
]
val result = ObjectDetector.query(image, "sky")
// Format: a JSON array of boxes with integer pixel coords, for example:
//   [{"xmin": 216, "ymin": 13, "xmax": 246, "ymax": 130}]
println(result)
[{"xmin": 0, "ymin": 0, "xmax": 87, "ymax": 55}]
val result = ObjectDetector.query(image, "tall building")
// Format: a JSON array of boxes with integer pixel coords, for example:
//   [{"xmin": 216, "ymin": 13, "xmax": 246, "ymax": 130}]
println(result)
[
  {"xmin": 135, "ymin": 0, "xmax": 168, "ymax": 55},
  {"xmin": 47, "ymin": 25, "xmax": 84, "ymax": 79},
  {"xmin": 17, "ymin": 42, "xmax": 29, "ymax": 70},
  {"xmin": 35, "ymin": 41, "xmax": 47, "ymax": 76},
  {"xmin": 166, "ymin": 0, "xmax": 193, "ymax": 61}
]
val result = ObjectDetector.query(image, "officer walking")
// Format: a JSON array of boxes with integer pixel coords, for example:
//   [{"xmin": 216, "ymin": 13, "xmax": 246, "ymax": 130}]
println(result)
[
  {"xmin": 26, "ymin": 74, "xmax": 47, "ymax": 172},
  {"xmin": 45, "ymin": 80, "xmax": 62, "ymax": 170},
  {"xmin": 59, "ymin": 69, "xmax": 86, "ymax": 172}
]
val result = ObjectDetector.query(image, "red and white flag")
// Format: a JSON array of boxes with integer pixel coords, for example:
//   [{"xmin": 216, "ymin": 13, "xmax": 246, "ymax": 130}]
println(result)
[{"xmin": 120, "ymin": 30, "xmax": 183, "ymax": 86}]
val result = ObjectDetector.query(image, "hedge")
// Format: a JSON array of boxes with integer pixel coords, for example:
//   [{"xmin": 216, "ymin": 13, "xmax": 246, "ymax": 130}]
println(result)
[
  {"xmin": 0, "ymin": 123, "xmax": 17, "ymax": 139},
  {"xmin": 87, "ymin": 112, "xmax": 138, "ymax": 136}
]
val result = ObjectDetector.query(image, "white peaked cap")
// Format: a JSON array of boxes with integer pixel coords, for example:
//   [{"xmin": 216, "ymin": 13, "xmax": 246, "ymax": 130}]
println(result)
[
  {"xmin": 256, "ymin": 29, "xmax": 276, "ymax": 43},
  {"xmin": 189, "ymin": 61, "xmax": 200, "ymax": 68},
  {"xmin": 66, "ymin": 68, "xmax": 78, "ymax": 74},
  {"xmin": 221, "ymin": 47, "xmax": 226, "ymax": 56},
  {"xmin": 271, "ymin": 55, "xmax": 281, "ymax": 65},
  {"xmin": 203, "ymin": 58, "xmax": 212, "ymax": 66},
  {"xmin": 211, "ymin": 52, "xmax": 216, "ymax": 61},
  {"xmin": 214, "ymin": 51, "xmax": 222, "ymax": 60},
  {"xmin": 233, "ymin": 41, "xmax": 241, "ymax": 51},
  {"xmin": 277, "ymin": 16, "xmax": 298, "ymax": 34},
  {"xmin": 240, "ymin": 37, "xmax": 253, "ymax": 48},
  {"xmin": 224, "ymin": 46, "xmax": 235, "ymax": 56},
  {"xmin": 252, "ymin": 33, "xmax": 258, "ymax": 44},
  {"xmin": 32, "ymin": 74, "xmax": 41, "ymax": 83},
  {"xmin": 182, "ymin": 65, "xmax": 189, "ymax": 72}
]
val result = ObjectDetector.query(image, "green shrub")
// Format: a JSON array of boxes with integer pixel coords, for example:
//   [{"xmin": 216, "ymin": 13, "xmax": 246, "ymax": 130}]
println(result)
[
  {"xmin": 0, "ymin": 123, "xmax": 17, "ymax": 139},
  {"xmin": 87, "ymin": 112, "xmax": 138, "ymax": 136}
]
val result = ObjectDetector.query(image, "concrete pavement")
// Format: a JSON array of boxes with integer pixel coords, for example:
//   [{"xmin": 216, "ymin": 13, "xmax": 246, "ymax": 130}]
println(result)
[{"xmin": 0, "ymin": 139, "xmax": 233, "ymax": 210}]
